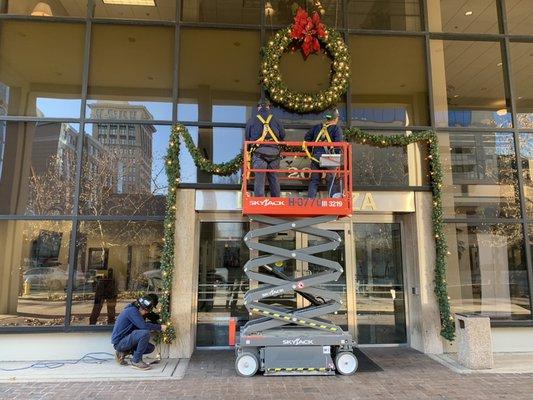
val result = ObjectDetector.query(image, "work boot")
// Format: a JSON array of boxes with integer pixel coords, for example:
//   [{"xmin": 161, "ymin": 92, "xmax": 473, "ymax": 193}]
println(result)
[
  {"xmin": 115, "ymin": 351, "xmax": 127, "ymax": 366},
  {"xmin": 131, "ymin": 360, "xmax": 151, "ymax": 370}
]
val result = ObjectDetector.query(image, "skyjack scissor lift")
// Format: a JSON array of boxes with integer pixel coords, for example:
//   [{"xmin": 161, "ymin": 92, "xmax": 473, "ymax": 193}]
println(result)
[{"xmin": 235, "ymin": 141, "xmax": 358, "ymax": 377}]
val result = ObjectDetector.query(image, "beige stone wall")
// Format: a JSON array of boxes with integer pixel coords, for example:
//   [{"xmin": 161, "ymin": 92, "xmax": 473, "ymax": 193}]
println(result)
[
  {"xmin": 169, "ymin": 189, "xmax": 198, "ymax": 358},
  {"xmin": 401, "ymin": 192, "xmax": 444, "ymax": 354}
]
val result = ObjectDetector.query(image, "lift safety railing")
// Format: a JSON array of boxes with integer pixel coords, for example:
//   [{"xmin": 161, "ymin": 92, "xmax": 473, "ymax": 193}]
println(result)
[{"xmin": 242, "ymin": 141, "xmax": 353, "ymax": 217}]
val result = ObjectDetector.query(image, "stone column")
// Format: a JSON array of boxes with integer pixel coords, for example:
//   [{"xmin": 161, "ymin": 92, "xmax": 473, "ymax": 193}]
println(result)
[
  {"xmin": 169, "ymin": 189, "xmax": 198, "ymax": 358},
  {"xmin": 402, "ymin": 192, "xmax": 444, "ymax": 354}
]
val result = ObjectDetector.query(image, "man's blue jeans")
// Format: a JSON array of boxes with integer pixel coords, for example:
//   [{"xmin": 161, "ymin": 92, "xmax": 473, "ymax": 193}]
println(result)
[{"xmin": 114, "ymin": 330, "xmax": 155, "ymax": 363}]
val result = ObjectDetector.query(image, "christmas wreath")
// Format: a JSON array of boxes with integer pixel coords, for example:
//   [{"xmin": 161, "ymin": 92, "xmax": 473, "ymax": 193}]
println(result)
[{"xmin": 261, "ymin": 8, "xmax": 350, "ymax": 113}]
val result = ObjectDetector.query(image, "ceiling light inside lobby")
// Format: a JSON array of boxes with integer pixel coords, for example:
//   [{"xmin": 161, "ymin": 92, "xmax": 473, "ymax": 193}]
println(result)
[
  {"xmin": 102, "ymin": 0, "xmax": 156, "ymax": 5},
  {"xmin": 31, "ymin": 2, "xmax": 53, "ymax": 16},
  {"xmin": 464, "ymin": 11, "xmax": 473, "ymax": 16}
]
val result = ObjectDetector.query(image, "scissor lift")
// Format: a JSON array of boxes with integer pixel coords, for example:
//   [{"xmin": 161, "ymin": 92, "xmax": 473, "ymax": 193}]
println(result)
[{"xmin": 235, "ymin": 141, "xmax": 358, "ymax": 377}]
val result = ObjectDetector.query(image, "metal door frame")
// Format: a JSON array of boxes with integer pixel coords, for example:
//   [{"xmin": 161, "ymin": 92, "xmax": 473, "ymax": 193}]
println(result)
[{"xmin": 351, "ymin": 214, "xmax": 410, "ymax": 347}]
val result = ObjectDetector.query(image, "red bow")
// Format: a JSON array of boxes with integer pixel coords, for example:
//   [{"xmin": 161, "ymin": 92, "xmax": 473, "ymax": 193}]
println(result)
[{"xmin": 290, "ymin": 8, "xmax": 326, "ymax": 59}]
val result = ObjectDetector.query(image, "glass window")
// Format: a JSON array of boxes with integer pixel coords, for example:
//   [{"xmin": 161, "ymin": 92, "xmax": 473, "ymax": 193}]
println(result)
[
  {"xmin": 440, "ymin": 131, "xmax": 520, "ymax": 219},
  {"xmin": 347, "ymin": 0, "xmax": 422, "ymax": 31},
  {"xmin": 87, "ymin": 25, "xmax": 173, "ymax": 121},
  {"xmin": 446, "ymin": 223, "xmax": 530, "ymax": 320},
  {"xmin": 94, "ymin": 0, "xmax": 175, "ymax": 21},
  {"xmin": 353, "ymin": 132, "xmax": 409, "ymax": 187},
  {"xmin": 0, "ymin": 220, "xmax": 72, "ymax": 327},
  {"xmin": 519, "ymin": 133, "xmax": 533, "ymax": 219},
  {"xmin": 355, "ymin": 223, "xmax": 407, "ymax": 344},
  {"xmin": 430, "ymin": 40, "xmax": 512, "ymax": 128},
  {"xmin": 0, "ymin": 21, "xmax": 84, "ymax": 118},
  {"xmin": 178, "ymin": 29, "xmax": 260, "ymax": 123},
  {"xmin": 79, "ymin": 124, "xmax": 169, "ymax": 216},
  {"xmin": 181, "ymin": 0, "xmax": 259, "ymax": 24},
  {"xmin": 350, "ymin": 36, "xmax": 429, "ymax": 127},
  {"xmin": 1, "ymin": 0, "xmax": 87, "ymax": 17},
  {"xmin": 0, "ymin": 122, "xmax": 79, "ymax": 216},
  {"xmin": 197, "ymin": 222, "xmax": 249, "ymax": 346},
  {"xmin": 69, "ymin": 221, "xmax": 163, "ymax": 326},
  {"xmin": 509, "ymin": 42, "xmax": 533, "ymax": 128},
  {"xmin": 179, "ymin": 126, "xmax": 243, "ymax": 185},
  {"xmin": 265, "ymin": 1, "xmax": 343, "ymax": 27},
  {"xmin": 506, "ymin": 0, "xmax": 533, "ymax": 35},
  {"xmin": 427, "ymin": 0, "xmax": 499, "ymax": 34}
]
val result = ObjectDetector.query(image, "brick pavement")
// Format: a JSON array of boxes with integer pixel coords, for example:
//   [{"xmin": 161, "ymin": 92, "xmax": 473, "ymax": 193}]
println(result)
[{"xmin": 1, "ymin": 348, "xmax": 533, "ymax": 400}]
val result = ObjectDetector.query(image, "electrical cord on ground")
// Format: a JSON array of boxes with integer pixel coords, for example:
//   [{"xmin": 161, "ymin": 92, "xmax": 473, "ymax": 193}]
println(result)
[{"xmin": 0, "ymin": 352, "xmax": 115, "ymax": 372}]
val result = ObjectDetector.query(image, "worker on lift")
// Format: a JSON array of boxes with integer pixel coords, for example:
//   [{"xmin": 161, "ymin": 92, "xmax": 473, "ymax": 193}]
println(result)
[
  {"xmin": 305, "ymin": 108, "xmax": 344, "ymax": 198},
  {"xmin": 245, "ymin": 100, "xmax": 286, "ymax": 197}
]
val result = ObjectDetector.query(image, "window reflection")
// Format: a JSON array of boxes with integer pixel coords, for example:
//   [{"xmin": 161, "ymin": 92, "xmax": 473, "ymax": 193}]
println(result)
[
  {"xmin": 178, "ymin": 29, "xmax": 260, "ymax": 123},
  {"xmin": 197, "ymin": 222, "xmax": 249, "ymax": 346},
  {"xmin": 355, "ymin": 223, "xmax": 406, "ymax": 344},
  {"xmin": 181, "ymin": 0, "xmax": 259, "ymax": 24},
  {"xmin": 519, "ymin": 134, "xmax": 533, "ymax": 218},
  {"xmin": 0, "ymin": 21, "xmax": 84, "ymax": 118},
  {"xmin": 79, "ymin": 123, "xmax": 169, "ymax": 216},
  {"xmin": 440, "ymin": 132, "xmax": 520, "ymax": 219},
  {"xmin": 0, "ymin": 122, "xmax": 79, "ymax": 215},
  {"xmin": 179, "ymin": 126, "xmax": 243, "ymax": 184},
  {"xmin": 427, "ymin": 0, "xmax": 499, "ymax": 34},
  {"xmin": 430, "ymin": 40, "xmax": 512, "ymax": 128},
  {"xmin": 509, "ymin": 43, "xmax": 533, "ymax": 128},
  {"xmin": 0, "ymin": 220, "xmax": 72, "ymax": 327},
  {"xmin": 347, "ymin": 0, "xmax": 422, "ymax": 31},
  {"xmin": 94, "ymin": 0, "xmax": 176, "ymax": 21},
  {"xmin": 2, "ymin": 0, "xmax": 87, "ymax": 17},
  {"xmin": 87, "ymin": 25, "xmax": 173, "ymax": 121},
  {"xmin": 446, "ymin": 223, "xmax": 530, "ymax": 320},
  {"xmin": 69, "ymin": 221, "xmax": 164, "ymax": 326},
  {"xmin": 350, "ymin": 36, "xmax": 429, "ymax": 127},
  {"xmin": 353, "ymin": 132, "xmax": 409, "ymax": 186}
]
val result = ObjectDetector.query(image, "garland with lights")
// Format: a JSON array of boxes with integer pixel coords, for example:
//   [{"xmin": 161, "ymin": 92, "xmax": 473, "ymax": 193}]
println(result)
[
  {"xmin": 261, "ymin": 9, "xmax": 350, "ymax": 113},
  {"xmin": 160, "ymin": 124, "xmax": 455, "ymax": 343}
]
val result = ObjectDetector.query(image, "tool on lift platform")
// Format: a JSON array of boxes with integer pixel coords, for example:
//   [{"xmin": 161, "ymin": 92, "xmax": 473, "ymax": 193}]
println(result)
[{"xmin": 235, "ymin": 141, "xmax": 358, "ymax": 377}]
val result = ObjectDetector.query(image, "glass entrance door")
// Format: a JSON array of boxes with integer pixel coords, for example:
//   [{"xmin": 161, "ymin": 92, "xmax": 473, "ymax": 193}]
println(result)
[{"xmin": 354, "ymin": 223, "xmax": 407, "ymax": 344}]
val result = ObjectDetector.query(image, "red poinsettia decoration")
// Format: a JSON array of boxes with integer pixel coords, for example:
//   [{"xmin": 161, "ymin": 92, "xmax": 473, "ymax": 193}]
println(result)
[{"xmin": 290, "ymin": 8, "xmax": 327, "ymax": 59}]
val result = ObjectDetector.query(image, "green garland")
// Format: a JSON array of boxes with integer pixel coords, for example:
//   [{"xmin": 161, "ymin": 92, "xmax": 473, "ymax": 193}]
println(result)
[
  {"xmin": 160, "ymin": 124, "xmax": 455, "ymax": 343},
  {"xmin": 261, "ymin": 27, "xmax": 350, "ymax": 113}
]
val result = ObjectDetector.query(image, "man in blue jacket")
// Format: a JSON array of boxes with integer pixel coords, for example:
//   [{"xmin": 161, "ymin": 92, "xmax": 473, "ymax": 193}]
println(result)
[
  {"xmin": 111, "ymin": 295, "xmax": 167, "ymax": 370},
  {"xmin": 305, "ymin": 108, "xmax": 344, "ymax": 198},
  {"xmin": 245, "ymin": 100, "xmax": 286, "ymax": 197}
]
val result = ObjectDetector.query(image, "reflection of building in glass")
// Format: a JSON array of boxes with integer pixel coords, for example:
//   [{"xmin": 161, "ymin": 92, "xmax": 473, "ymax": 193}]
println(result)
[{"xmin": 88, "ymin": 102, "xmax": 154, "ymax": 194}]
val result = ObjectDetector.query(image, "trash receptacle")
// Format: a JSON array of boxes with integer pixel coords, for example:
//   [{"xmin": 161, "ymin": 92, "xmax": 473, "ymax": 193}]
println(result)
[{"xmin": 455, "ymin": 313, "xmax": 493, "ymax": 370}]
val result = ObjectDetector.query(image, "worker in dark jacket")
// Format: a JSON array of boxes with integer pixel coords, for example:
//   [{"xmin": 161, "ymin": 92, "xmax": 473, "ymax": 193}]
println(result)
[
  {"xmin": 111, "ymin": 296, "xmax": 167, "ymax": 370},
  {"xmin": 305, "ymin": 108, "xmax": 344, "ymax": 198},
  {"xmin": 245, "ymin": 100, "xmax": 286, "ymax": 197}
]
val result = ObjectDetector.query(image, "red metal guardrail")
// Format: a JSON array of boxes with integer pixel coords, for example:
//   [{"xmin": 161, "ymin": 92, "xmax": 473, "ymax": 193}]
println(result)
[{"xmin": 242, "ymin": 141, "xmax": 353, "ymax": 217}]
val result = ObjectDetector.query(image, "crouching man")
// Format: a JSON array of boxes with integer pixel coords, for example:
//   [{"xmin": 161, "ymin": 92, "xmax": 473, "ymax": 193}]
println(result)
[{"xmin": 111, "ymin": 295, "xmax": 167, "ymax": 370}]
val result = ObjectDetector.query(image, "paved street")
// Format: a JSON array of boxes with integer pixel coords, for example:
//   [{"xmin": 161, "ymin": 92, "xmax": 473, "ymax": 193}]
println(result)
[{"xmin": 1, "ymin": 348, "xmax": 533, "ymax": 400}]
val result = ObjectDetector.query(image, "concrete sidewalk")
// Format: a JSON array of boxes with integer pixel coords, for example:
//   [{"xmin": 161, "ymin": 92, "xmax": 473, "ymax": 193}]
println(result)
[
  {"xmin": 0, "ymin": 356, "xmax": 188, "ymax": 383},
  {"xmin": 430, "ymin": 352, "xmax": 533, "ymax": 374}
]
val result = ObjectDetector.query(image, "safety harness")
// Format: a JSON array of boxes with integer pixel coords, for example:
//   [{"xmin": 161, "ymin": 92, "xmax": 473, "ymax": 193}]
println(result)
[
  {"xmin": 247, "ymin": 114, "xmax": 280, "ymax": 179},
  {"xmin": 302, "ymin": 122, "xmax": 334, "ymax": 163}
]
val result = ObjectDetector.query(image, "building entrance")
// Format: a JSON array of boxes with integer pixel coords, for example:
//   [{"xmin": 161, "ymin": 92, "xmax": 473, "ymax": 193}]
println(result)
[{"xmin": 195, "ymin": 219, "xmax": 407, "ymax": 348}]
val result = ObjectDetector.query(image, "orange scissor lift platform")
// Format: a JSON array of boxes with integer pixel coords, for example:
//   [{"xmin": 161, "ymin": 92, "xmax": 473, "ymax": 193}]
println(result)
[
  {"xmin": 241, "ymin": 141, "xmax": 353, "ymax": 217},
  {"xmin": 235, "ymin": 141, "xmax": 358, "ymax": 377}
]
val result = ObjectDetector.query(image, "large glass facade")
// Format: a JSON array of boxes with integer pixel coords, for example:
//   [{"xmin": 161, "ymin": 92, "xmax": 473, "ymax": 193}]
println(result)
[{"xmin": 1, "ymin": 0, "xmax": 533, "ymax": 332}]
